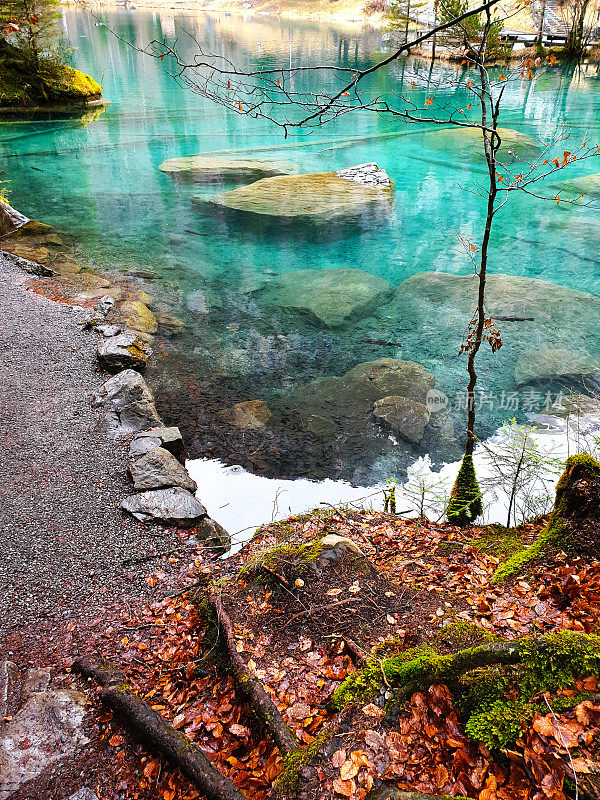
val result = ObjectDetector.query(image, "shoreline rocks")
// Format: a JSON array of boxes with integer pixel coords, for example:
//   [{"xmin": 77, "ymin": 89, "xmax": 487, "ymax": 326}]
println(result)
[
  {"xmin": 93, "ymin": 369, "xmax": 162, "ymax": 437},
  {"xmin": 97, "ymin": 330, "xmax": 152, "ymax": 372},
  {"xmin": 120, "ymin": 487, "xmax": 208, "ymax": 527},
  {"xmin": 128, "ymin": 446, "xmax": 198, "ymax": 492}
]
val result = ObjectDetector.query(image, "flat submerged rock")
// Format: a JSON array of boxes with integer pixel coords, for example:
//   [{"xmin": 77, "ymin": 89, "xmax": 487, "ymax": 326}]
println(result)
[
  {"xmin": 199, "ymin": 164, "xmax": 394, "ymax": 229},
  {"xmin": 259, "ymin": 267, "xmax": 394, "ymax": 328},
  {"xmin": 159, "ymin": 155, "xmax": 296, "ymax": 184},
  {"xmin": 391, "ymin": 272, "xmax": 600, "ymax": 386}
]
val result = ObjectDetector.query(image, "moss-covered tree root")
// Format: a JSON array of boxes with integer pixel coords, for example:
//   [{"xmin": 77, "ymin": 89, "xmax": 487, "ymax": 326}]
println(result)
[
  {"xmin": 493, "ymin": 453, "xmax": 600, "ymax": 582},
  {"xmin": 73, "ymin": 657, "xmax": 247, "ymax": 800},
  {"xmin": 209, "ymin": 593, "xmax": 301, "ymax": 756}
]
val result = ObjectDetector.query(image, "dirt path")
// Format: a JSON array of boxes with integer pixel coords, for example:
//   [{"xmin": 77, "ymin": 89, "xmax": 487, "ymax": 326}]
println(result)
[{"xmin": 0, "ymin": 252, "xmax": 179, "ymax": 666}]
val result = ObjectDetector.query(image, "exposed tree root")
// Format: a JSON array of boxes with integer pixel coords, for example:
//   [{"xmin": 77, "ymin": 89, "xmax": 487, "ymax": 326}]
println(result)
[
  {"xmin": 74, "ymin": 657, "xmax": 247, "ymax": 800},
  {"xmin": 209, "ymin": 593, "xmax": 301, "ymax": 756}
]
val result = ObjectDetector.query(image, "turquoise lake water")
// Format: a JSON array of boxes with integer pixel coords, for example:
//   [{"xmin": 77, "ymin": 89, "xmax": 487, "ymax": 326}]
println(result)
[{"xmin": 4, "ymin": 8, "xmax": 600, "ymax": 483}]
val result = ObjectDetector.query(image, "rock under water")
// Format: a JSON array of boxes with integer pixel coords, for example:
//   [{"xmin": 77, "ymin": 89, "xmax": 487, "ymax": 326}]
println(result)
[
  {"xmin": 158, "ymin": 155, "xmax": 296, "ymax": 183},
  {"xmin": 199, "ymin": 164, "xmax": 394, "ymax": 232},
  {"xmin": 258, "ymin": 267, "xmax": 394, "ymax": 328}
]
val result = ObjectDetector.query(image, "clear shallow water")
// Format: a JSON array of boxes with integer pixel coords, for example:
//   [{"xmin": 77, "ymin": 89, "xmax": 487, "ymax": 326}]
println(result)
[{"xmin": 4, "ymin": 8, "xmax": 600, "ymax": 483}]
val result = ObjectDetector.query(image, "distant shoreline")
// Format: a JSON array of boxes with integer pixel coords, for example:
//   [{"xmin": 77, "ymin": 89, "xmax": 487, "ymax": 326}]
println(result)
[{"xmin": 66, "ymin": 0, "xmax": 388, "ymax": 27}]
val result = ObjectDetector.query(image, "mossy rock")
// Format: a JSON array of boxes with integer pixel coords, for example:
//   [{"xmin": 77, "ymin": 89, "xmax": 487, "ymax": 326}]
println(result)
[
  {"xmin": 0, "ymin": 39, "xmax": 103, "ymax": 110},
  {"xmin": 116, "ymin": 300, "xmax": 158, "ymax": 334},
  {"xmin": 494, "ymin": 453, "xmax": 600, "ymax": 581}
]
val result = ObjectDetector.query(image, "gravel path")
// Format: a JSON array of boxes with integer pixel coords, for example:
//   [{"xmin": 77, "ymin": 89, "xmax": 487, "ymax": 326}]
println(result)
[{"xmin": 0, "ymin": 253, "xmax": 179, "ymax": 665}]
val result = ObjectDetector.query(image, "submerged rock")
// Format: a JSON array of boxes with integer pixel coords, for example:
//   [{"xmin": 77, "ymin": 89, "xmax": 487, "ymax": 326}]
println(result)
[
  {"xmin": 373, "ymin": 395, "xmax": 430, "ymax": 443},
  {"xmin": 218, "ymin": 399, "xmax": 272, "ymax": 430},
  {"xmin": 159, "ymin": 155, "xmax": 296, "ymax": 183},
  {"xmin": 130, "ymin": 426, "xmax": 185, "ymax": 461},
  {"xmin": 550, "ymin": 171, "xmax": 600, "ymax": 198},
  {"xmin": 258, "ymin": 268, "xmax": 394, "ymax": 328},
  {"xmin": 423, "ymin": 126, "xmax": 540, "ymax": 159},
  {"xmin": 121, "ymin": 487, "xmax": 207, "ymax": 527},
  {"xmin": 514, "ymin": 347, "xmax": 600, "ymax": 385},
  {"xmin": 157, "ymin": 312, "xmax": 185, "ymax": 336},
  {"xmin": 93, "ymin": 369, "xmax": 162, "ymax": 437},
  {"xmin": 129, "ymin": 447, "xmax": 197, "ymax": 492},
  {"xmin": 116, "ymin": 300, "xmax": 158, "ymax": 334},
  {"xmin": 391, "ymin": 272, "xmax": 600, "ymax": 389},
  {"xmin": 97, "ymin": 330, "xmax": 152, "ymax": 372},
  {"xmin": 200, "ymin": 165, "xmax": 394, "ymax": 229},
  {"xmin": 288, "ymin": 358, "xmax": 435, "ymax": 440}
]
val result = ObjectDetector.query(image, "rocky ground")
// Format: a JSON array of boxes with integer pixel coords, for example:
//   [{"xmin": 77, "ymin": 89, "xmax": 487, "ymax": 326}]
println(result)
[{"xmin": 0, "ymin": 250, "xmax": 182, "ymax": 667}]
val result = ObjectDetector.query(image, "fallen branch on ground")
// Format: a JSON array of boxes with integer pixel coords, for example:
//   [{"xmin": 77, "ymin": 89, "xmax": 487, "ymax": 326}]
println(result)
[
  {"xmin": 209, "ymin": 593, "xmax": 301, "ymax": 756},
  {"xmin": 73, "ymin": 657, "xmax": 247, "ymax": 800}
]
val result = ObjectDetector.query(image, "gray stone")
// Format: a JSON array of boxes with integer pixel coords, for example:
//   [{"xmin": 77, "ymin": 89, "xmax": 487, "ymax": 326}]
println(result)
[
  {"xmin": 218, "ymin": 400, "xmax": 272, "ymax": 430},
  {"xmin": 2, "ymin": 251, "xmax": 54, "ymax": 277},
  {"xmin": 373, "ymin": 395, "xmax": 430, "ymax": 444},
  {"xmin": 97, "ymin": 330, "xmax": 152, "ymax": 372},
  {"xmin": 194, "ymin": 516, "xmax": 231, "ymax": 552},
  {"xmin": 129, "ymin": 447, "xmax": 197, "ymax": 492},
  {"xmin": 20, "ymin": 668, "xmax": 51, "ymax": 705},
  {"xmin": 0, "ymin": 690, "xmax": 88, "ymax": 800},
  {"xmin": 130, "ymin": 426, "xmax": 184, "ymax": 460},
  {"xmin": 121, "ymin": 487, "xmax": 207, "ymax": 527},
  {"xmin": 67, "ymin": 790, "xmax": 100, "ymax": 800},
  {"xmin": 336, "ymin": 162, "xmax": 391, "ymax": 187},
  {"xmin": 159, "ymin": 155, "xmax": 296, "ymax": 184},
  {"xmin": 93, "ymin": 369, "xmax": 162, "ymax": 437},
  {"xmin": 96, "ymin": 323, "xmax": 122, "ymax": 337},
  {"xmin": 0, "ymin": 662, "xmax": 20, "ymax": 719},
  {"xmin": 259, "ymin": 268, "xmax": 394, "ymax": 328},
  {"xmin": 514, "ymin": 347, "xmax": 600, "ymax": 385}
]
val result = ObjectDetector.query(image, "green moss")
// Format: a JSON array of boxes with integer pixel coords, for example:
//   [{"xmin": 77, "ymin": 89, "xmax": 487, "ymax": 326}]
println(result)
[
  {"xmin": 465, "ymin": 699, "xmax": 536, "ymax": 749},
  {"xmin": 242, "ymin": 538, "xmax": 324, "ymax": 580},
  {"xmin": 0, "ymin": 39, "xmax": 102, "ymax": 109},
  {"xmin": 433, "ymin": 621, "xmax": 496, "ymax": 653},
  {"xmin": 279, "ymin": 730, "xmax": 332, "ymax": 797},
  {"xmin": 334, "ymin": 631, "xmax": 600, "ymax": 752},
  {"xmin": 447, "ymin": 455, "xmax": 483, "ymax": 526},
  {"xmin": 493, "ymin": 454, "xmax": 600, "ymax": 582}
]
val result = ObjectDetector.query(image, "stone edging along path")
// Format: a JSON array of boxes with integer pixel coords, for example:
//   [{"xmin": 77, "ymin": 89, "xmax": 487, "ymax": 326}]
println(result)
[{"xmin": 1, "ymin": 202, "xmax": 231, "ymax": 554}]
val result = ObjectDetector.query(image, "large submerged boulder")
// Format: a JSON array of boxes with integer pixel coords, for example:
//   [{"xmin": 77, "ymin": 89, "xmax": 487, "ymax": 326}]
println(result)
[
  {"xmin": 287, "ymin": 358, "xmax": 435, "ymax": 440},
  {"xmin": 159, "ymin": 155, "xmax": 296, "ymax": 184},
  {"xmin": 390, "ymin": 272, "xmax": 600, "ymax": 387},
  {"xmin": 199, "ymin": 163, "xmax": 394, "ymax": 230},
  {"xmin": 373, "ymin": 395, "xmax": 431, "ymax": 444},
  {"xmin": 423, "ymin": 126, "xmax": 540, "ymax": 160},
  {"xmin": 258, "ymin": 268, "xmax": 394, "ymax": 328}
]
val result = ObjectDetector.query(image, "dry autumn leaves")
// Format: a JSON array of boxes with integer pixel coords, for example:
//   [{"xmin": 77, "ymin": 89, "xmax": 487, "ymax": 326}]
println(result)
[{"xmin": 77, "ymin": 511, "xmax": 600, "ymax": 800}]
